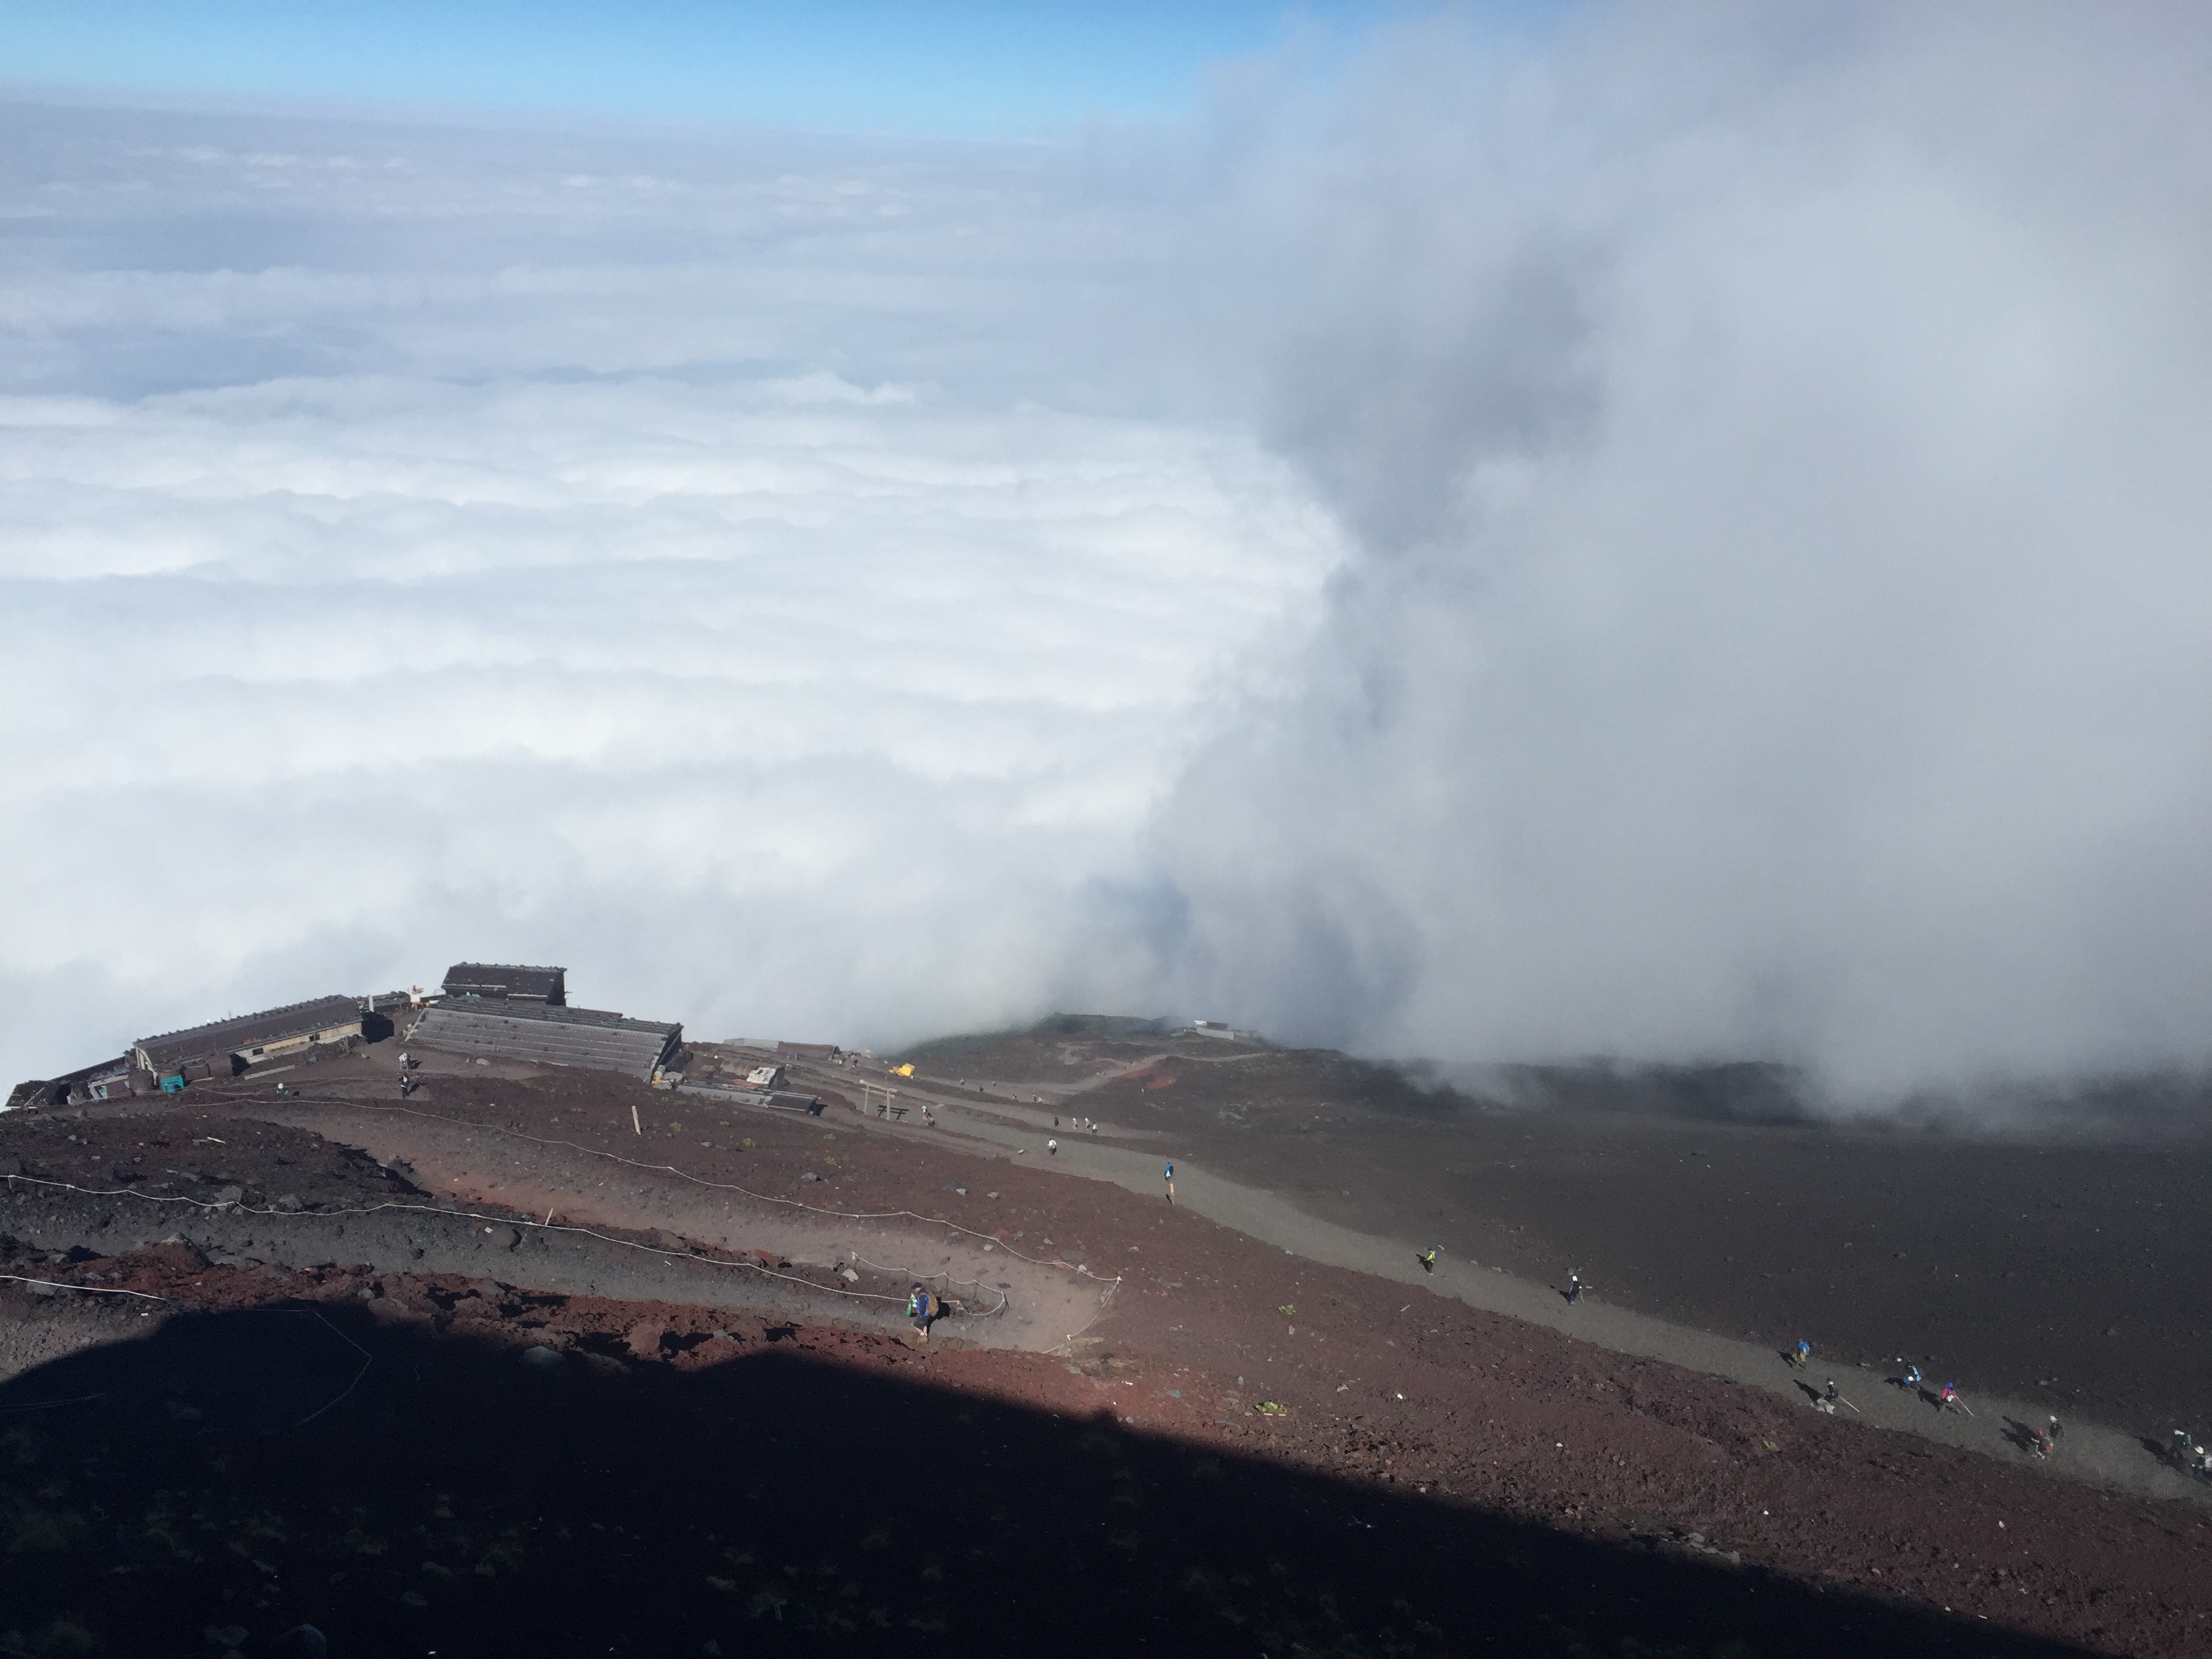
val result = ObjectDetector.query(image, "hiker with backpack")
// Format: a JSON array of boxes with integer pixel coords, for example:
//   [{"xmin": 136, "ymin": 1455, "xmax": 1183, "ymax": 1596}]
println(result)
[{"xmin": 907, "ymin": 1284, "xmax": 938, "ymax": 1342}]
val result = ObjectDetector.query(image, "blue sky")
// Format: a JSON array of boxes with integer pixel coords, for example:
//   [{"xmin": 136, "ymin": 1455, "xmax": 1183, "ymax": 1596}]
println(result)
[{"xmin": 0, "ymin": 1, "xmax": 1427, "ymax": 134}]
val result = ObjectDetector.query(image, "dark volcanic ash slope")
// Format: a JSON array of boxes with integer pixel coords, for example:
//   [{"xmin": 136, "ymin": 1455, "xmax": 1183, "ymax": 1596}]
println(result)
[
  {"xmin": 0, "ymin": 1109, "xmax": 422, "ymax": 1210},
  {"xmin": 934, "ymin": 1033, "xmax": 2212, "ymax": 1434}
]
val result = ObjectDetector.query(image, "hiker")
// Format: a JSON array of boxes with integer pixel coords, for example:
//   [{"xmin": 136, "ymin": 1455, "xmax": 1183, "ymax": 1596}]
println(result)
[
  {"xmin": 1565, "ymin": 1272, "xmax": 1584, "ymax": 1305},
  {"xmin": 1164, "ymin": 1162, "xmax": 1174, "ymax": 1204},
  {"xmin": 2048, "ymin": 1414, "xmax": 2063, "ymax": 1449},
  {"xmin": 1790, "ymin": 1339, "xmax": 1811, "ymax": 1369},
  {"xmin": 1048, "ymin": 1139, "xmax": 1058, "ymax": 1156},
  {"xmin": 2032, "ymin": 1422, "xmax": 2054, "ymax": 1458},
  {"xmin": 1902, "ymin": 1364, "xmax": 1925, "ymax": 1391},
  {"xmin": 1418, "ymin": 1249, "xmax": 1438, "ymax": 1275},
  {"xmin": 907, "ymin": 1284, "xmax": 937, "ymax": 1340},
  {"xmin": 1825, "ymin": 1378, "xmax": 1839, "ymax": 1405},
  {"xmin": 1940, "ymin": 1381, "xmax": 1963, "ymax": 1412},
  {"xmin": 1054, "ymin": 1116, "xmax": 1060, "ymax": 1128}
]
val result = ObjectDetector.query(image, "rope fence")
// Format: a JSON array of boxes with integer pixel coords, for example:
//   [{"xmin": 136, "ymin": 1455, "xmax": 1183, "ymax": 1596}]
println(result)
[
  {"xmin": 1, "ymin": 1172, "xmax": 1006, "ymax": 1317},
  {"xmin": 5, "ymin": 1086, "xmax": 1126, "ymax": 1341},
  {"xmin": 0, "ymin": 1273, "xmax": 167, "ymax": 1302}
]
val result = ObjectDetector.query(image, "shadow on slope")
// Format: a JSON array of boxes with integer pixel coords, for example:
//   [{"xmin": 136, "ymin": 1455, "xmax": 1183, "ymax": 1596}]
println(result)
[{"xmin": 0, "ymin": 1307, "xmax": 2088, "ymax": 1658}]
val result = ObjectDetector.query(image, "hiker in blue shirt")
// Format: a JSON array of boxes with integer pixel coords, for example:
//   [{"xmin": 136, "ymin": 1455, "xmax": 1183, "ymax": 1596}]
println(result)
[
  {"xmin": 1164, "ymin": 1163, "xmax": 1174, "ymax": 1204},
  {"xmin": 907, "ymin": 1284, "xmax": 937, "ymax": 1342}
]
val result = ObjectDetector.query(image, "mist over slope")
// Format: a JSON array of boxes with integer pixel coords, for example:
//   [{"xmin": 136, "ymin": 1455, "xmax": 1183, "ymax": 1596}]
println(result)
[
  {"xmin": 6, "ymin": 5, "xmax": 2211, "ymax": 1108},
  {"xmin": 1134, "ymin": 5, "xmax": 2212, "ymax": 1099}
]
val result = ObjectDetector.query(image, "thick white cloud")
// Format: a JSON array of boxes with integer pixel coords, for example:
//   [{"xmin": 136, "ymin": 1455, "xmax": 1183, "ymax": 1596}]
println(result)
[
  {"xmin": 7, "ymin": 3, "xmax": 2211, "ymax": 1107},
  {"xmin": 1143, "ymin": 4, "xmax": 2212, "ymax": 1098},
  {"xmin": 0, "ymin": 102, "xmax": 1342, "ymax": 1077}
]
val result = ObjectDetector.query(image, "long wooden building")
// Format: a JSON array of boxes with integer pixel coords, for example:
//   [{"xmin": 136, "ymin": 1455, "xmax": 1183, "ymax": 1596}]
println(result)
[
  {"xmin": 132, "ymin": 995, "xmax": 367, "ymax": 1082},
  {"xmin": 441, "ymin": 963, "xmax": 567, "ymax": 1004},
  {"xmin": 407, "ymin": 999, "xmax": 680, "ymax": 1080}
]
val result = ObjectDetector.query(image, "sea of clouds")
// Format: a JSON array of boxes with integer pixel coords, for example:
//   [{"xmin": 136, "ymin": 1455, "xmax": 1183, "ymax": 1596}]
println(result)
[
  {"xmin": 5, "ymin": 5, "xmax": 2210, "ymax": 1104},
  {"xmin": 0, "ymin": 104, "xmax": 1347, "ymax": 1074}
]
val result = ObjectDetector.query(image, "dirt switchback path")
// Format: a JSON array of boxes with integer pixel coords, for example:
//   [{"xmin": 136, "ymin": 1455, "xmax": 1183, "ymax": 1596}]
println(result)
[
  {"xmin": 247, "ymin": 1098, "xmax": 1108, "ymax": 1352},
  {"xmin": 797, "ymin": 1069, "xmax": 2211, "ymax": 1511}
]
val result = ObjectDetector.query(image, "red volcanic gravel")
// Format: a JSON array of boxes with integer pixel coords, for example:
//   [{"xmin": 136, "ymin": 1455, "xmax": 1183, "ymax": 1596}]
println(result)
[{"xmin": 5, "ymin": 1078, "xmax": 2211, "ymax": 1656}]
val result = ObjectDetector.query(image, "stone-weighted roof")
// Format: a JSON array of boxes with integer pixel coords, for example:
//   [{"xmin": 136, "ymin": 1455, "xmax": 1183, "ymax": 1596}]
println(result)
[
  {"xmin": 442, "ymin": 962, "xmax": 567, "ymax": 1002},
  {"xmin": 409, "ymin": 999, "xmax": 680, "ymax": 1080},
  {"xmin": 134, "ymin": 996, "xmax": 364, "ymax": 1074}
]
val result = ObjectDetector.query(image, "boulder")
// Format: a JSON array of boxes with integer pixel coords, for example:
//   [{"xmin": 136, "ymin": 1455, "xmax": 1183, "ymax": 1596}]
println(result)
[{"xmin": 155, "ymin": 1234, "xmax": 211, "ymax": 1269}]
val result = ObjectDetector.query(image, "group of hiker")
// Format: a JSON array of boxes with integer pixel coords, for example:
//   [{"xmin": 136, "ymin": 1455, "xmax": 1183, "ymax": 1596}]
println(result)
[
  {"xmin": 1784, "ymin": 1344, "xmax": 2087, "ymax": 1459},
  {"xmin": 1879, "ymin": 1358, "xmax": 1973, "ymax": 1417},
  {"xmin": 898, "ymin": 1149, "xmax": 2205, "ymax": 1486},
  {"xmin": 1494, "ymin": 1267, "xmax": 2104, "ymax": 1465}
]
